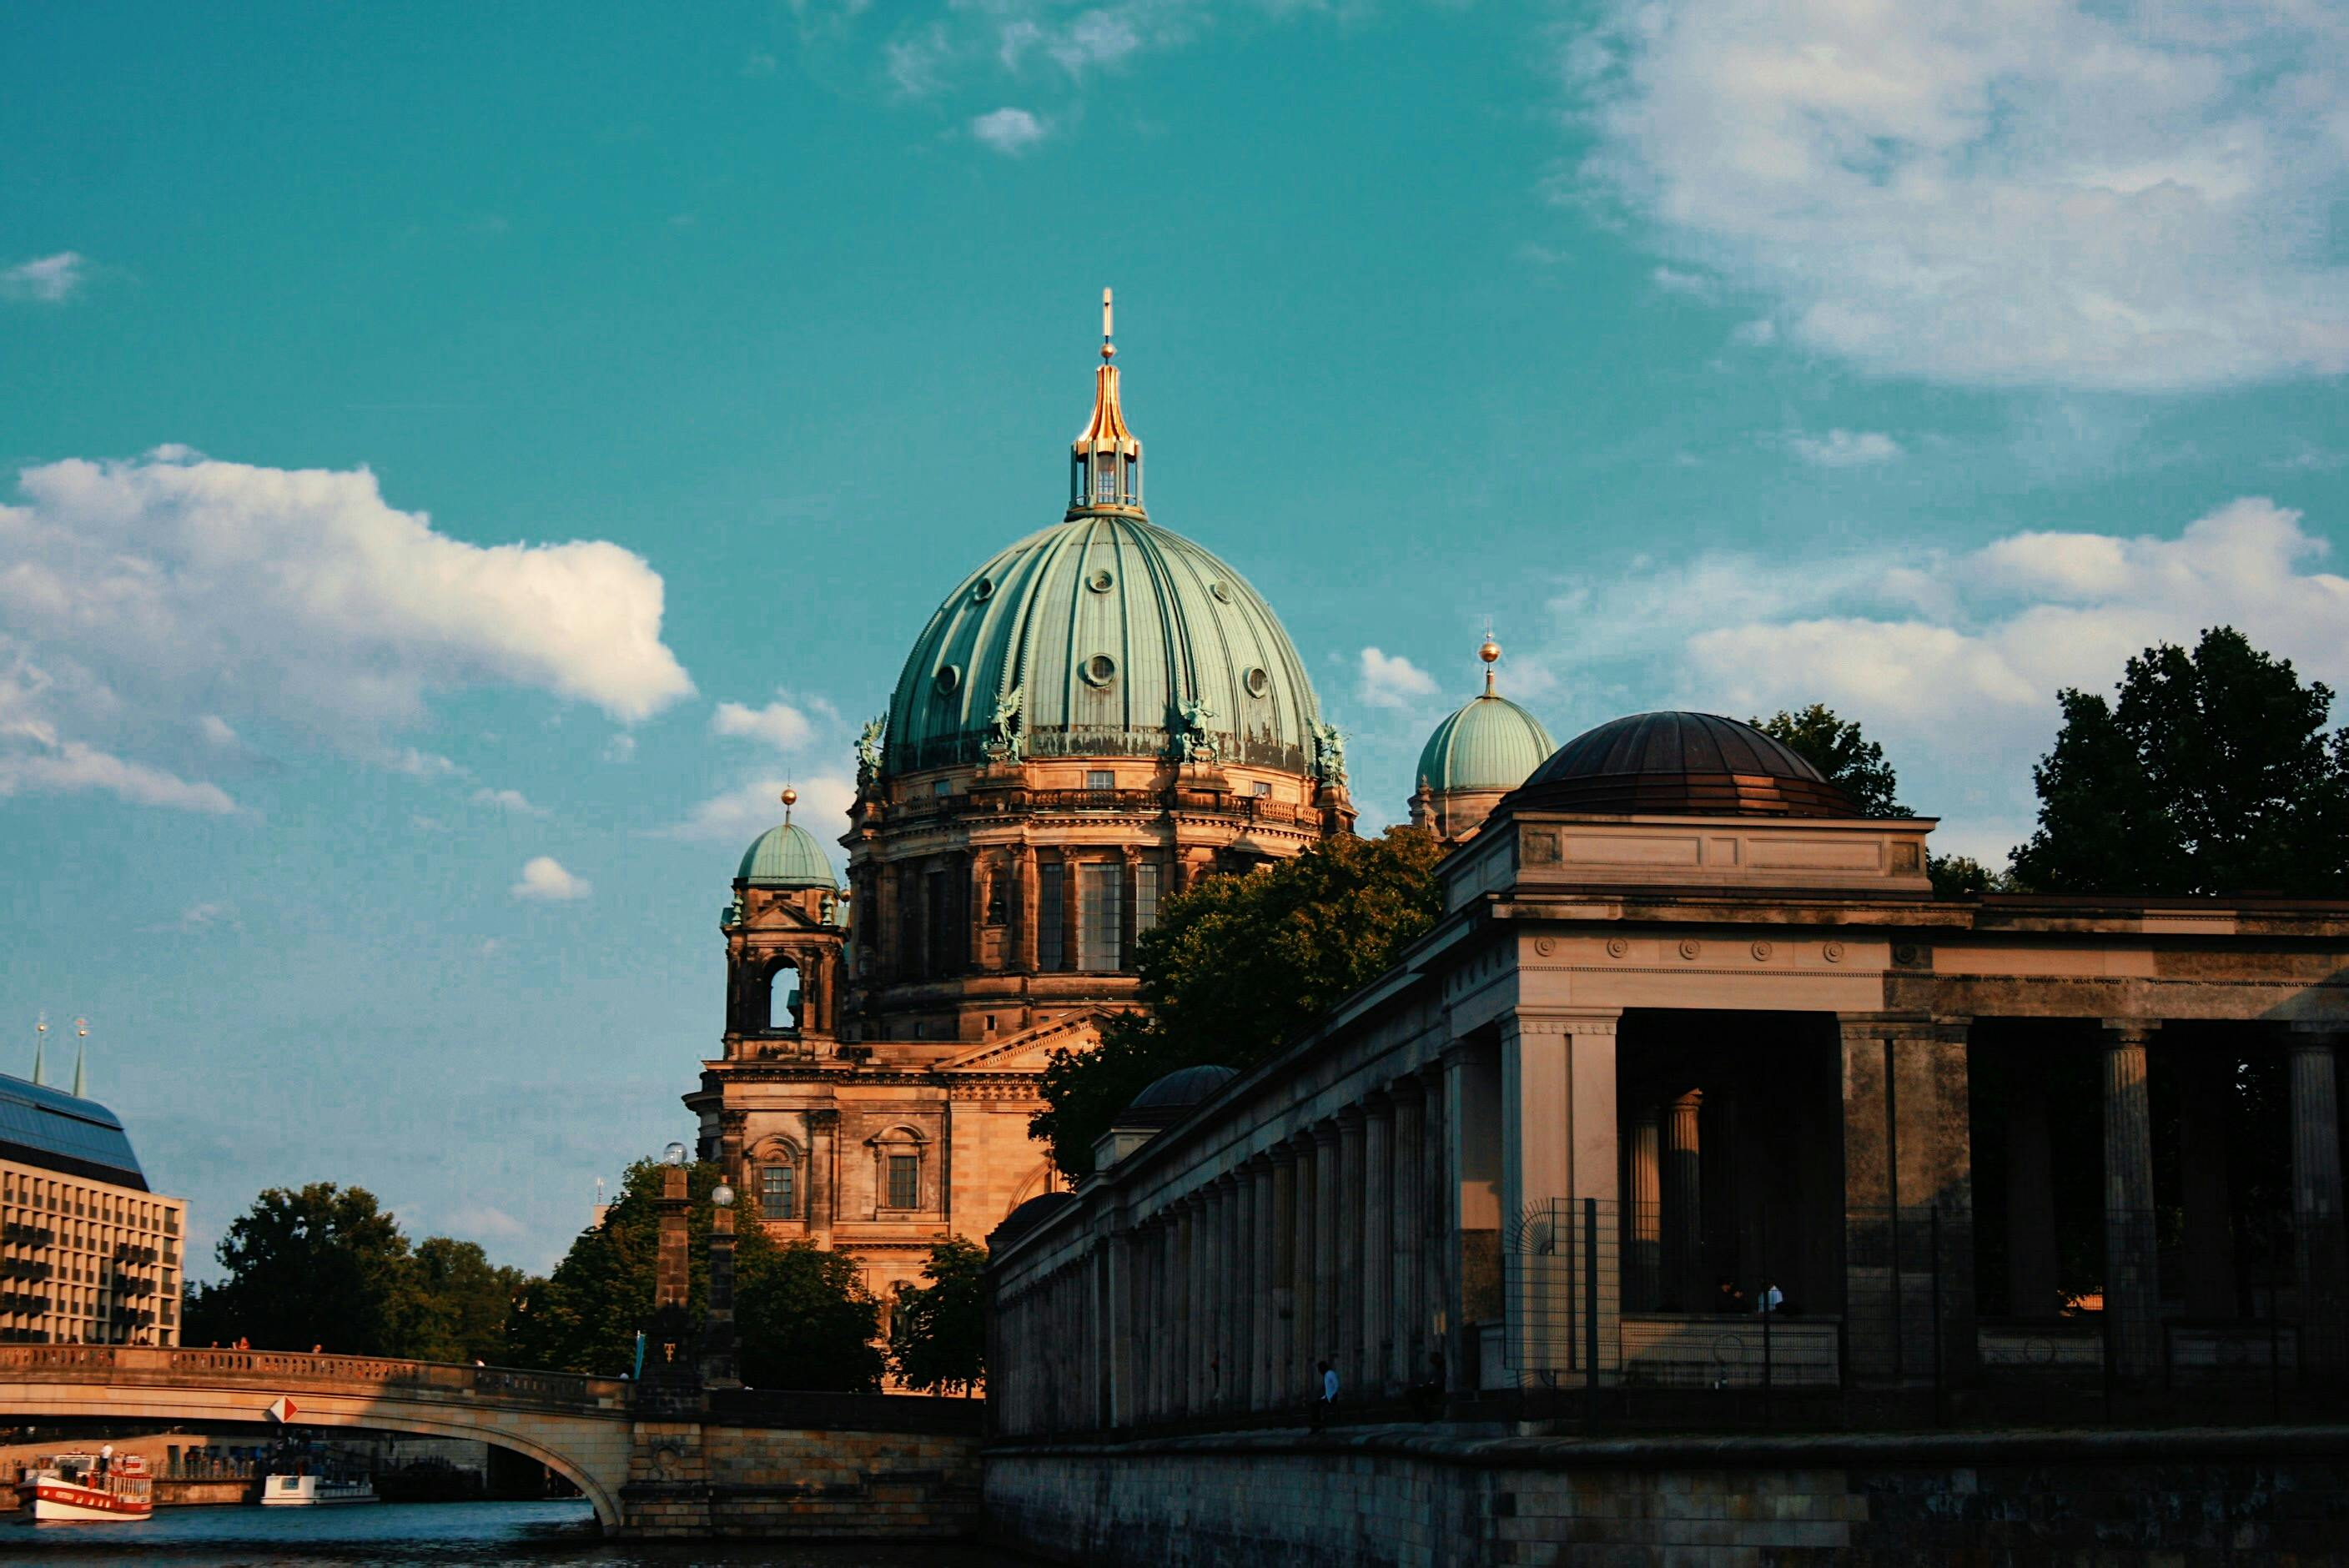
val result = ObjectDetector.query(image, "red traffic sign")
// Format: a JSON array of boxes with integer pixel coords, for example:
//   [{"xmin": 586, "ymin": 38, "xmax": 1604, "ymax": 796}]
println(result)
[{"xmin": 266, "ymin": 1396, "xmax": 297, "ymax": 1424}]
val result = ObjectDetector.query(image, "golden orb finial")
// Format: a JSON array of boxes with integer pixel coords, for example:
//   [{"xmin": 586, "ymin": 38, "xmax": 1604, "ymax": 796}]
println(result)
[
  {"xmin": 780, "ymin": 784, "xmax": 797, "ymax": 823},
  {"xmin": 1479, "ymin": 622, "xmax": 1502, "ymax": 694}
]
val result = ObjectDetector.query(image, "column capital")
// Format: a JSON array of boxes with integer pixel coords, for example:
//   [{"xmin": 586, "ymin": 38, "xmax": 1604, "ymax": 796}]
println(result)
[
  {"xmin": 1335, "ymin": 1103, "xmax": 1367, "ymax": 1130},
  {"xmin": 2100, "ymin": 1018, "xmax": 2161, "ymax": 1047},
  {"xmin": 1361, "ymin": 1085, "xmax": 1396, "ymax": 1117},
  {"xmin": 1265, "ymin": 1141, "xmax": 1297, "ymax": 1167},
  {"xmin": 1310, "ymin": 1118, "xmax": 1344, "ymax": 1148},
  {"xmin": 2286, "ymin": 1022, "xmax": 2349, "ymax": 1048},
  {"xmin": 1837, "ymin": 1012, "xmax": 1934, "ymax": 1043},
  {"xmin": 1502, "ymin": 1008, "xmax": 1622, "ymax": 1041}
]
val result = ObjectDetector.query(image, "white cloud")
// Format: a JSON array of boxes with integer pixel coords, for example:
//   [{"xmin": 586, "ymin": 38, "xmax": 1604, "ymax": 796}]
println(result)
[
  {"xmin": 1728, "ymin": 319, "xmax": 1777, "ymax": 348},
  {"xmin": 472, "ymin": 787, "xmax": 545, "ymax": 817},
  {"xmin": 1789, "ymin": 430, "xmax": 1903, "ymax": 468},
  {"xmin": 0, "ymin": 655, "xmax": 239, "ymax": 813},
  {"xmin": 602, "ymin": 732, "xmax": 637, "ymax": 763},
  {"xmin": 1356, "ymin": 646, "xmax": 1441, "ymax": 711},
  {"xmin": 712, "ymin": 698, "xmax": 816, "ymax": 751},
  {"xmin": 511, "ymin": 856, "xmax": 591, "ymax": 902},
  {"xmin": 1572, "ymin": 1, "xmax": 2349, "ymax": 388},
  {"xmin": 0, "ymin": 253, "xmax": 87, "ymax": 304},
  {"xmin": 663, "ymin": 772, "xmax": 857, "ymax": 850},
  {"xmin": 971, "ymin": 107, "xmax": 1049, "ymax": 154},
  {"xmin": 0, "ymin": 450, "xmax": 692, "ymax": 812}
]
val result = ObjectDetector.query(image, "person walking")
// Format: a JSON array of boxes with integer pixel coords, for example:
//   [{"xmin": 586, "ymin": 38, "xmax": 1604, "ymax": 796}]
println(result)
[{"xmin": 1311, "ymin": 1359, "xmax": 1339, "ymax": 1433}]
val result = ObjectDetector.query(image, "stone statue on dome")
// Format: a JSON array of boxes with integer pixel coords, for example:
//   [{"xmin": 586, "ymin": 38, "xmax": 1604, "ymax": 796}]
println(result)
[
  {"xmin": 856, "ymin": 711, "xmax": 888, "ymax": 790},
  {"xmin": 1175, "ymin": 696, "xmax": 1219, "ymax": 764},
  {"xmin": 982, "ymin": 685, "xmax": 1027, "ymax": 763},
  {"xmin": 1312, "ymin": 720, "xmax": 1348, "ymax": 787}
]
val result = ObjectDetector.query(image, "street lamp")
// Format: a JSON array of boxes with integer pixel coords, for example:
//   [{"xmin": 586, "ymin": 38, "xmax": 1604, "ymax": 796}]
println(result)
[
  {"xmin": 705, "ymin": 1182, "xmax": 740, "ymax": 1390},
  {"xmin": 661, "ymin": 1141, "xmax": 688, "ymax": 1168}
]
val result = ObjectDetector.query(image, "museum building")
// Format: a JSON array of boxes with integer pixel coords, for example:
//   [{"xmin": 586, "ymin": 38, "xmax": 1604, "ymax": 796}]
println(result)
[
  {"xmin": 985, "ymin": 711, "xmax": 2349, "ymax": 1450},
  {"xmin": 687, "ymin": 296, "xmax": 1356, "ymax": 1302}
]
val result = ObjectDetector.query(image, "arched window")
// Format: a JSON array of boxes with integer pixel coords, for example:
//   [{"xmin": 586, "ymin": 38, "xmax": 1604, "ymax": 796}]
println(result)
[
  {"xmin": 768, "ymin": 962, "xmax": 801, "ymax": 1031},
  {"xmin": 869, "ymin": 1125, "xmax": 928, "ymax": 1214}
]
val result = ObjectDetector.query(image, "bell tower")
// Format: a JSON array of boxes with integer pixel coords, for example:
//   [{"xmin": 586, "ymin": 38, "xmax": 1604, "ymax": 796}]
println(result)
[{"xmin": 721, "ymin": 788, "xmax": 849, "ymax": 1050}]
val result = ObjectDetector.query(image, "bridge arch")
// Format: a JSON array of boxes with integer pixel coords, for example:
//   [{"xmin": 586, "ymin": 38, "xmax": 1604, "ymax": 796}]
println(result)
[{"xmin": 0, "ymin": 1348, "xmax": 631, "ymax": 1528}]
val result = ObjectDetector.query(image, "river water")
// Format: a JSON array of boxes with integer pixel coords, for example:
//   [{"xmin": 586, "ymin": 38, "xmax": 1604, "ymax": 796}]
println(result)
[{"xmin": 3, "ymin": 1499, "xmax": 1038, "ymax": 1565}]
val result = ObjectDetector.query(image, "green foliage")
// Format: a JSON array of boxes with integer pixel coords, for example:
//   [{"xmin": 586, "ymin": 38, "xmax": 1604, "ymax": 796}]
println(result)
[
  {"xmin": 1751, "ymin": 703, "xmax": 1909, "ymax": 817},
  {"xmin": 1926, "ymin": 853, "xmax": 2011, "ymax": 897},
  {"xmin": 2009, "ymin": 626, "xmax": 2349, "ymax": 896},
  {"xmin": 183, "ymin": 1183, "xmax": 530, "ymax": 1361},
  {"xmin": 184, "ymin": 1183, "xmax": 417, "ymax": 1354},
  {"xmin": 888, "ymin": 1238, "xmax": 988, "ymax": 1395},
  {"xmin": 397, "ymin": 1237, "xmax": 528, "ymax": 1364},
  {"xmin": 1032, "ymin": 827, "xmax": 1446, "ymax": 1177},
  {"xmin": 505, "ymin": 1158, "xmax": 883, "ymax": 1391},
  {"xmin": 740, "ymin": 1240, "xmax": 886, "ymax": 1393}
]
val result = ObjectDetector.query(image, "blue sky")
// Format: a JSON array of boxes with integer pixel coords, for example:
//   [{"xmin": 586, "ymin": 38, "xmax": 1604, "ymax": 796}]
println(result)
[{"xmin": 5, "ymin": 2, "xmax": 2346, "ymax": 1275}]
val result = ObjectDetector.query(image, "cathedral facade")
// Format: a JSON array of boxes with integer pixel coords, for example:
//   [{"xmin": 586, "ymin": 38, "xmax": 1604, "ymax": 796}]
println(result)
[{"xmin": 687, "ymin": 295, "xmax": 1361, "ymax": 1303}]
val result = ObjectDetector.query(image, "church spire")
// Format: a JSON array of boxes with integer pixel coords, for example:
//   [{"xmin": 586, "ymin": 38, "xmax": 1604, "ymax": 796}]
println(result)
[{"xmin": 1070, "ymin": 288, "xmax": 1143, "ymax": 514}]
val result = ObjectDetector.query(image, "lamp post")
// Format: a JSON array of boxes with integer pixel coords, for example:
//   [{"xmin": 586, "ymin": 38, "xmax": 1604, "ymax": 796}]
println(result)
[{"xmin": 704, "ymin": 1181, "xmax": 741, "ymax": 1390}]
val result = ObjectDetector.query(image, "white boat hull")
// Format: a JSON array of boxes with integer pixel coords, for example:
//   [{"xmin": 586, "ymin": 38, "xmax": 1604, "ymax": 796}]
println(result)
[
  {"xmin": 260, "ymin": 1475, "xmax": 375, "ymax": 1506},
  {"xmin": 29, "ymin": 1480, "xmax": 153, "ymax": 1522}
]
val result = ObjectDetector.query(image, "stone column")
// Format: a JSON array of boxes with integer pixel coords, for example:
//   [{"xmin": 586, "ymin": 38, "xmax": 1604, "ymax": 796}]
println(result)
[
  {"xmin": 967, "ymin": 854, "xmax": 989, "ymax": 973},
  {"xmin": 1313, "ymin": 1122, "xmax": 1344, "ymax": 1393},
  {"xmin": 1230, "ymin": 1168, "xmax": 1250, "ymax": 1417},
  {"xmin": 1266, "ymin": 1147, "xmax": 1295, "ymax": 1410},
  {"xmin": 1178, "ymin": 1200, "xmax": 1200, "ymax": 1417},
  {"xmin": 1662, "ymin": 1090, "xmax": 1703, "ymax": 1313},
  {"xmin": 1839, "ymin": 1017, "xmax": 1976, "ymax": 1388},
  {"xmin": 2177, "ymin": 1047, "xmax": 2237, "ymax": 1320},
  {"xmin": 1119, "ymin": 847, "xmax": 1142, "ymax": 973},
  {"xmin": 2102, "ymin": 1021, "xmax": 2160, "ymax": 1379},
  {"xmin": 2289, "ymin": 1029, "xmax": 2348, "ymax": 1369},
  {"xmin": 1362, "ymin": 1093, "xmax": 1395, "ymax": 1396},
  {"xmin": 1629, "ymin": 1108, "xmax": 1662, "ymax": 1312},
  {"xmin": 1293, "ymin": 1131, "xmax": 1320, "ymax": 1402},
  {"xmin": 1014, "ymin": 843, "xmax": 1039, "ymax": 974},
  {"xmin": 1498, "ymin": 1012, "xmax": 1621, "ymax": 1384},
  {"xmin": 807, "ymin": 1109, "xmax": 838, "ymax": 1247},
  {"xmin": 1107, "ymin": 1221, "xmax": 1135, "ymax": 1429},
  {"xmin": 1420, "ymin": 1063, "xmax": 1452, "ymax": 1391},
  {"xmin": 2004, "ymin": 1068, "xmax": 2060, "ymax": 1319},
  {"xmin": 1390, "ymin": 1078, "xmax": 1425, "ymax": 1391},
  {"xmin": 1335, "ymin": 1108, "xmax": 1366, "ymax": 1393}
]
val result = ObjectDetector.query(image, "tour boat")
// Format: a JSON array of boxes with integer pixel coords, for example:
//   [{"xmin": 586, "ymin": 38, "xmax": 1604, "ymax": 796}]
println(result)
[
  {"xmin": 260, "ymin": 1472, "xmax": 377, "ymax": 1506},
  {"xmin": 23, "ymin": 1455, "xmax": 153, "ymax": 1522}
]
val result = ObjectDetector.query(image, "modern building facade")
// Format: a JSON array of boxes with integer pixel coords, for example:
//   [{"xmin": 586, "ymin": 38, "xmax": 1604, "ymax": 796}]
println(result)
[
  {"xmin": 987, "ymin": 709, "xmax": 2349, "ymax": 1438},
  {"xmin": 0, "ymin": 1072, "xmax": 186, "ymax": 1346},
  {"xmin": 688, "ymin": 294, "xmax": 1353, "ymax": 1304}
]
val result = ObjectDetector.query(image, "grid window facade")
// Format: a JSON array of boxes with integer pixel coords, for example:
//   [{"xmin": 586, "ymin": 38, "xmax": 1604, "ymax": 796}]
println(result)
[
  {"xmin": 1134, "ymin": 862, "xmax": 1161, "ymax": 937},
  {"xmin": 887, "ymin": 1154, "xmax": 920, "ymax": 1210},
  {"xmin": 1039, "ymin": 862, "xmax": 1067, "ymax": 972},
  {"xmin": 1078, "ymin": 862, "xmax": 1123, "ymax": 972},
  {"xmin": 0, "ymin": 1158, "xmax": 184, "ymax": 1347},
  {"xmin": 759, "ymin": 1164, "xmax": 795, "ymax": 1222}
]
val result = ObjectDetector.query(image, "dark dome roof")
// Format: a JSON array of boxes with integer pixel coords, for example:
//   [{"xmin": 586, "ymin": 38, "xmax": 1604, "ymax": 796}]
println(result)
[
  {"xmin": 1124, "ymin": 1063, "xmax": 1238, "ymax": 1125},
  {"xmin": 1507, "ymin": 711, "xmax": 1859, "ymax": 818},
  {"xmin": 988, "ymin": 1191, "xmax": 1077, "ymax": 1251}
]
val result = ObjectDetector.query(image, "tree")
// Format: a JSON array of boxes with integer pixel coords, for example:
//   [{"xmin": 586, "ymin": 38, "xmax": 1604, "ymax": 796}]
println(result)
[
  {"xmin": 1751, "ymin": 703, "xmax": 1909, "ymax": 817},
  {"xmin": 398, "ymin": 1237, "xmax": 529, "ymax": 1364},
  {"xmin": 1032, "ymin": 827, "xmax": 1446, "ymax": 1177},
  {"xmin": 187, "ymin": 1183, "xmax": 415, "ymax": 1354},
  {"xmin": 183, "ymin": 1183, "xmax": 536, "ymax": 1360},
  {"xmin": 506, "ymin": 1158, "xmax": 883, "ymax": 1391},
  {"xmin": 888, "ymin": 1238, "xmax": 988, "ymax": 1395},
  {"xmin": 2009, "ymin": 626, "xmax": 2349, "ymax": 896},
  {"xmin": 739, "ymin": 1241, "xmax": 886, "ymax": 1392}
]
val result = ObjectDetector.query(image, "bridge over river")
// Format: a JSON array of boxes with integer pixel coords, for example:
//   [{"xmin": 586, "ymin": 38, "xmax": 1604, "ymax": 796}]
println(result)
[{"xmin": 0, "ymin": 1345, "xmax": 980, "ymax": 1537}]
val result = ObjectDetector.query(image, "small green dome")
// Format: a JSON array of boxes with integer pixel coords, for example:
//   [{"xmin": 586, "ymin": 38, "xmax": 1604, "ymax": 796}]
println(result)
[
  {"xmin": 1417, "ymin": 690, "xmax": 1556, "ymax": 794},
  {"xmin": 737, "ymin": 822, "xmax": 837, "ymax": 889}
]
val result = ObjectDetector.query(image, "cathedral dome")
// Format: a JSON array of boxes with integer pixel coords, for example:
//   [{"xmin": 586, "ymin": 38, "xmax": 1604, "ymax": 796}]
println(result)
[
  {"xmin": 737, "ymin": 820, "xmax": 838, "ymax": 888},
  {"xmin": 1417, "ymin": 690, "xmax": 1555, "ymax": 794},
  {"xmin": 883, "ymin": 515, "xmax": 1321, "ymax": 778},
  {"xmin": 1124, "ymin": 1063, "xmax": 1237, "ymax": 1126},
  {"xmin": 1509, "ymin": 711, "xmax": 1857, "ymax": 818}
]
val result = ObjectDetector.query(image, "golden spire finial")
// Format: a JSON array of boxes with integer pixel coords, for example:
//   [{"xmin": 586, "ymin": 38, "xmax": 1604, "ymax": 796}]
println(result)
[
  {"xmin": 1479, "ymin": 621, "xmax": 1501, "ymax": 695},
  {"xmin": 1102, "ymin": 287, "xmax": 1115, "ymax": 361},
  {"xmin": 1073, "ymin": 288, "xmax": 1141, "ymax": 510}
]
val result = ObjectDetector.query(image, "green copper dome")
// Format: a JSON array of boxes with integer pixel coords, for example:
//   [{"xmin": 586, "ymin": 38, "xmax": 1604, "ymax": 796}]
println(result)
[
  {"xmin": 1417, "ymin": 688, "xmax": 1556, "ymax": 794},
  {"xmin": 737, "ymin": 821, "xmax": 837, "ymax": 889},
  {"xmin": 881, "ymin": 512, "xmax": 1325, "ymax": 778}
]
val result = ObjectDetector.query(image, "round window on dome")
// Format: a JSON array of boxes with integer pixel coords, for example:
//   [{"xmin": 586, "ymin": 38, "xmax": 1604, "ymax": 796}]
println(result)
[
  {"xmin": 1081, "ymin": 653, "xmax": 1118, "ymax": 688},
  {"xmin": 1245, "ymin": 666, "xmax": 1270, "ymax": 699},
  {"xmin": 1086, "ymin": 567, "xmax": 1115, "ymax": 594},
  {"xmin": 1210, "ymin": 580, "xmax": 1233, "ymax": 605},
  {"xmin": 933, "ymin": 664, "xmax": 962, "ymax": 697},
  {"xmin": 972, "ymin": 577, "xmax": 994, "ymax": 602}
]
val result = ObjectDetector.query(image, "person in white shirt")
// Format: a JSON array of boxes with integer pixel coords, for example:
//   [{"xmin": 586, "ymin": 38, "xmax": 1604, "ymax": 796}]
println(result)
[
  {"xmin": 1756, "ymin": 1281, "xmax": 1784, "ymax": 1315},
  {"xmin": 1311, "ymin": 1360, "xmax": 1338, "ymax": 1432}
]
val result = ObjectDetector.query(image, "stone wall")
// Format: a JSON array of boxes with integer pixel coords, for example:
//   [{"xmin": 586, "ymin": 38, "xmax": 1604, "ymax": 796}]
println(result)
[
  {"xmin": 620, "ymin": 1418, "xmax": 982, "ymax": 1538},
  {"xmin": 984, "ymin": 1425, "xmax": 2349, "ymax": 1565}
]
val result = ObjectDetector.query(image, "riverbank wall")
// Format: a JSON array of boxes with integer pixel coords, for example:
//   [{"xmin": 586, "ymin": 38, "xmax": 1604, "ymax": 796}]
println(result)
[{"xmin": 983, "ymin": 1423, "xmax": 2349, "ymax": 1565}]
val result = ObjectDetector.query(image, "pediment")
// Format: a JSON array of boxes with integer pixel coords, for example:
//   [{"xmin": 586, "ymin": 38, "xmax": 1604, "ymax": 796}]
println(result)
[{"xmin": 935, "ymin": 1011, "xmax": 1109, "ymax": 1075}]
